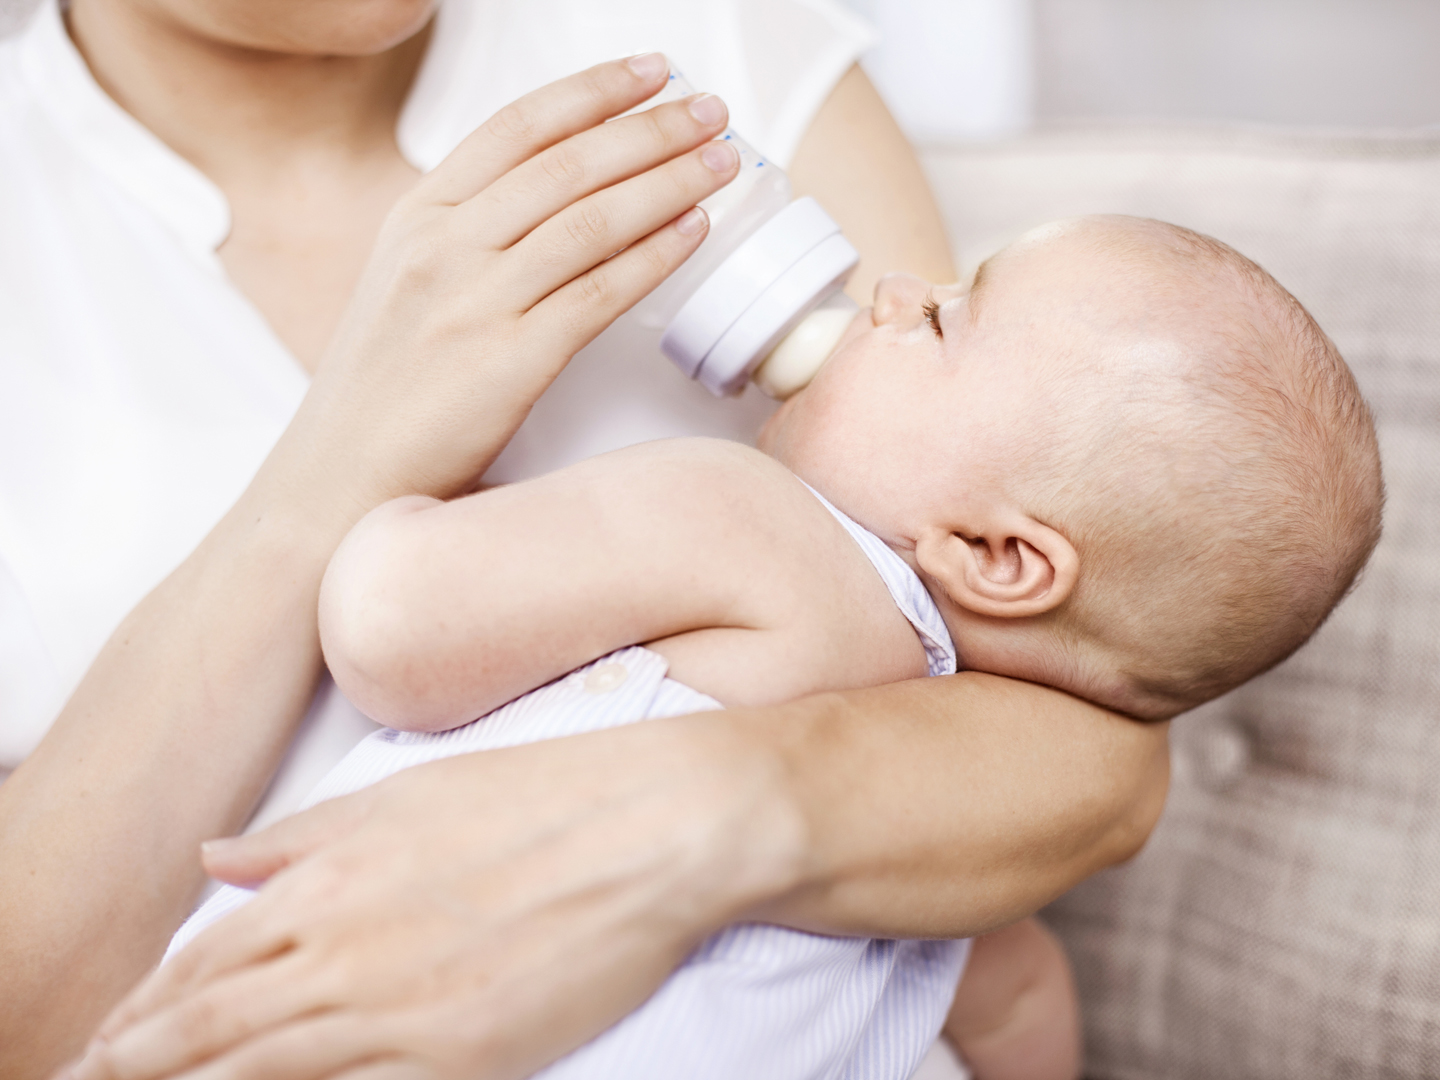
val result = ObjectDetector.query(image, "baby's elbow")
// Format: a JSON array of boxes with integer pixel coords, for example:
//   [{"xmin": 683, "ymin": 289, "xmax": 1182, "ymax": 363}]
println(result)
[
  {"xmin": 1111, "ymin": 725, "xmax": 1171, "ymax": 865},
  {"xmin": 320, "ymin": 496, "xmax": 451, "ymax": 731}
]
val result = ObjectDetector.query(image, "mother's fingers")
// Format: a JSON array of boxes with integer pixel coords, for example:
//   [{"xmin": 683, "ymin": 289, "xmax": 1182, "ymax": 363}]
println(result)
[
  {"xmin": 520, "ymin": 206, "xmax": 711, "ymax": 361},
  {"xmin": 415, "ymin": 53, "xmax": 671, "ymax": 208},
  {"xmin": 469, "ymin": 92, "xmax": 729, "ymax": 251},
  {"xmin": 74, "ymin": 954, "xmax": 337, "ymax": 1080},
  {"xmin": 328, "ymin": 1063, "xmax": 432, "ymax": 1080},
  {"xmin": 497, "ymin": 139, "xmax": 736, "ymax": 312},
  {"xmin": 202, "ymin": 790, "xmax": 377, "ymax": 888},
  {"xmin": 329, "ymin": 1065, "xmax": 429, "ymax": 1080},
  {"xmin": 96, "ymin": 893, "xmax": 300, "ymax": 1042},
  {"xmin": 153, "ymin": 1014, "xmax": 394, "ymax": 1080}
]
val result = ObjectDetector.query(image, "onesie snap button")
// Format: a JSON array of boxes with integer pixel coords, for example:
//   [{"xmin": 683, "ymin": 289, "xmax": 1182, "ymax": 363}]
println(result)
[{"xmin": 584, "ymin": 663, "xmax": 629, "ymax": 694}]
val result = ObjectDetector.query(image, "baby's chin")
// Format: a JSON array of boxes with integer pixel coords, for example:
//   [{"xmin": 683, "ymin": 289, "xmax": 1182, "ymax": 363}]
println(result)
[{"xmin": 759, "ymin": 307, "xmax": 872, "ymax": 458}]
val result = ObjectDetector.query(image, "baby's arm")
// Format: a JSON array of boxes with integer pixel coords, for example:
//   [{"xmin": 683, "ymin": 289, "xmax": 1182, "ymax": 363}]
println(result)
[
  {"xmin": 319, "ymin": 438, "xmax": 925, "ymax": 731},
  {"xmin": 943, "ymin": 917, "xmax": 1083, "ymax": 1080}
]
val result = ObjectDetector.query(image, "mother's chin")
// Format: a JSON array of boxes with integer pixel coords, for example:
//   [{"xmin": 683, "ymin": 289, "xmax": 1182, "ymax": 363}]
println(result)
[{"xmin": 75, "ymin": 0, "xmax": 437, "ymax": 56}]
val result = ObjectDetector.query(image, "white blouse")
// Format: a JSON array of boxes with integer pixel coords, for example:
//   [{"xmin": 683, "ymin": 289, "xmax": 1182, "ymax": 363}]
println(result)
[{"xmin": 0, "ymin": 0, "xmax": 873, "ymax": 819}]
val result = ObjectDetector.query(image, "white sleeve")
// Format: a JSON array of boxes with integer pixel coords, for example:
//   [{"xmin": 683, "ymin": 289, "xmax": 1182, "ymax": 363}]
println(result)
[
  {"xmin": 402, "ymin": 0, "xmax": 874, "ymax": 172},
  {"xmin": 0, "ymin": 553, "xmax": 64, "ymax": 773},
  {"xmin": 729, "ymin": 0, "xmax": 876, "ymax": 167}
]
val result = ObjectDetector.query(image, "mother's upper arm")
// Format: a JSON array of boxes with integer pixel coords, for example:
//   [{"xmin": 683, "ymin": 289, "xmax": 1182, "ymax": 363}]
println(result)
[{"xmin": 788, "ymin": 64, "xmax": 957, "ymax": 300}]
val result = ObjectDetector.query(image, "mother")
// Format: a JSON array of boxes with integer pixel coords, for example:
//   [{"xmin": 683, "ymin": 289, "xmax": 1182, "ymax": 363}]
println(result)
[{"xmin": 0, "ymin": 0, "xmax": 1168, "ymax": 1076}]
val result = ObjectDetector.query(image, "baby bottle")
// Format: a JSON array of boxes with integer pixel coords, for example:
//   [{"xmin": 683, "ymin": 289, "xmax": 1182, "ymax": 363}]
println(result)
[{"xmin": 626, "ymin": 70, "xmax": 860, "ymax": 399}]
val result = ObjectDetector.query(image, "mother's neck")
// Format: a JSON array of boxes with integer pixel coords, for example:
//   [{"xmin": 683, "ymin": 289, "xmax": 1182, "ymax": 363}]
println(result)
[{"xmin": 65, "ymin": 0, "xmax": 430, "ymax": 189}]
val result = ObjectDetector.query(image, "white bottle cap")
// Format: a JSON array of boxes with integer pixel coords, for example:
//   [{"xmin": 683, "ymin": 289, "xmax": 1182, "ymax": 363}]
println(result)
[{"xmin": 661, "ymin": 197, "xmax": 859, "ymax": 396}]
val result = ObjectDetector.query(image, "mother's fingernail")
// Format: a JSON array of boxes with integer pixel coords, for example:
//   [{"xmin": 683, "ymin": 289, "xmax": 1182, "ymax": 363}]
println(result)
[
  {"xmin": 626, "ymin": 52, "xmax": 667, "ymax": 81},
  {"xmin": 675, "ymin": 207, "xmax": 708, "ymax": 236},
  {"xmin": 702, "ymin": 141, "xmax": 738, "ymax": 173},
  {"xmin": 687, "ymin": 93, "xmax": 727, "ymax": 127}
]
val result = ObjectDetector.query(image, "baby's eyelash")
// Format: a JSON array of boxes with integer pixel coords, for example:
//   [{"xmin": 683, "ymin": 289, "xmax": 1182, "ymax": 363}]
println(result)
[{"xmin": 922, "ymin": 296, "xmax": 943, "ymax": 339}]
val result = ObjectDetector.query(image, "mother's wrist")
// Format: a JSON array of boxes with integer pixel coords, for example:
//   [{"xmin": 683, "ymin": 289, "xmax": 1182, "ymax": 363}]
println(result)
[
  {"xmin": 669, "ymin": 704, "xmax": 830, "ymax": 930},
  {"xmin": 195, "ymin": 450, "xmax": 379, "ymax": 601},
  {"xmin": 237, "ymin": 403, "xmax": 431, "ymax": 558}
]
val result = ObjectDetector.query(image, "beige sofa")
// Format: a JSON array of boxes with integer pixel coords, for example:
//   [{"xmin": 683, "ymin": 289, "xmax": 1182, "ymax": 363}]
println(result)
[{"xmin": 916, "ymin": 126, "xmax": 1440, "ymax": 1078}]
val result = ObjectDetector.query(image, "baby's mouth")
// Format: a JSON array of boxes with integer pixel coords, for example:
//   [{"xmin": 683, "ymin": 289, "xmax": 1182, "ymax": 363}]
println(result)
[
  {"xmin": 825, "ymin": 305, "xmax": 875, "ymax": 360},
  {"xmin": 758, "ymin": 305, "xmax": 871, "ymax": 455}
]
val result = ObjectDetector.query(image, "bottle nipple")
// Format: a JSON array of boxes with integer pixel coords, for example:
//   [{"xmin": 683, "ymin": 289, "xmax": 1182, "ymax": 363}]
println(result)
[{"xmin": 752, "ymin": 292, "xmax": 859, "ymax": 399}]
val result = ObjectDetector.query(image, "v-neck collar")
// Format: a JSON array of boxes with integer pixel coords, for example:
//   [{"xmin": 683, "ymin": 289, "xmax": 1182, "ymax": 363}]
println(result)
[
  {"xmin": 13, "ymin": 0, "xmax": 473, "ymax": 260},
  {"xmin": 17, "ymin": 0, "xmax": 231, "ymax": 262}
]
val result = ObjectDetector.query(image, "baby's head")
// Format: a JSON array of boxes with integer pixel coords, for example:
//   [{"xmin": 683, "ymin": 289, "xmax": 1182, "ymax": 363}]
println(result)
[{"xmin": 761, "ymin": 215, "xmax": 1383, "ymax": 719}]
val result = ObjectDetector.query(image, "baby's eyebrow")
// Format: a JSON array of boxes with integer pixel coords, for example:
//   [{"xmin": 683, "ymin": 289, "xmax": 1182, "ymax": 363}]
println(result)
[{"xmin": 965, "ymin": 257, "xmax": 995, "ymax": 324}]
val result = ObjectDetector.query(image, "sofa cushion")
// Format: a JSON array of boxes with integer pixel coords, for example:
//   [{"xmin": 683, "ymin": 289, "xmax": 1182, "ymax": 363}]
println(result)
[{"xmin": 921, "ymin": 127, "xmax": 1440, "ymax": 1079}]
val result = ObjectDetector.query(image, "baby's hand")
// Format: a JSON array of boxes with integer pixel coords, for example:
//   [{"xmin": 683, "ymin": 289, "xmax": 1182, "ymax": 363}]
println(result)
[
  {"xmin": 943, "ymin": 917, "xmax": 1082, "ymax": 1080},
  {"xmin": 287, "ymin": 56, "xmax": 740, "ymax": 511}
]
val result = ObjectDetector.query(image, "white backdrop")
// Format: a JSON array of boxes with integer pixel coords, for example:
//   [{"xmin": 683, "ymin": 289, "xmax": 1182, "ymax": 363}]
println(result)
[
  {"xmin": 843, "ymin": 0, "xmax": 1035, "ymax": 140},
  {"xmin": 842, "ymin": 0, "xmax": 1439, "ymax": 139},
  {"xmin": 5, "ymin": 0, "xmax": 1435, "ymax": 133}
]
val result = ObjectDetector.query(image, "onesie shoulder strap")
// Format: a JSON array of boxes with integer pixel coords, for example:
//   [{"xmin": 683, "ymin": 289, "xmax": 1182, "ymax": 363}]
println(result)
[{"xmin": 800, "ymin": 482, "xmax": 958, "ymax": 677}]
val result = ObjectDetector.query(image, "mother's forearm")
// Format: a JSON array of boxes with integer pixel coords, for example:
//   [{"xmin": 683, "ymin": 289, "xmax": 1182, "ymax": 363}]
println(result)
[
  {"xmin": 0, "ymin": 477, "xmax": 354, "ymax": 1077},
  {"xmin": 742, "ymin": 673, "xmax": 1170, "ymax": 938},
  {"xmin": 67, "ymin": 671, "xmax": 1167, "ymax": 1080}
]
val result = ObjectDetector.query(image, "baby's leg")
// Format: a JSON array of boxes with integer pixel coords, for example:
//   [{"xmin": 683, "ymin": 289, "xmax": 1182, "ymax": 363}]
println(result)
[{"xmin": 942, "ymin": 917, "xmax": 1081, "ymax": 1080}]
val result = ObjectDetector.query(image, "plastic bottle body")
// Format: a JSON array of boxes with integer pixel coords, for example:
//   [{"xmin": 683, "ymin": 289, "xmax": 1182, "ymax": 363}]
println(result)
[
  {"xmin": 625, "ymin": 71, "xmax": 859, "ymax": 399},
  {"xmin": 628, "ymin": 100, "xmax": 792, "ymax": 333}
]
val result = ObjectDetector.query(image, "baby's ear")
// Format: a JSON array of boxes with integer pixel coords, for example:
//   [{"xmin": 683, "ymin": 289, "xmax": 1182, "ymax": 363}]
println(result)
[{"xmin": 916, "ymin": 514, "xmax": 1077, "ymax": 619}]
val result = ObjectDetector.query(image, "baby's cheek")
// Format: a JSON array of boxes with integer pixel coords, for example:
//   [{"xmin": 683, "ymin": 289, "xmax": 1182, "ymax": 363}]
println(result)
[
  {"xmin": 771, "ymin": 412, "xmax": 857, "ymax": 497},
  {"xmin": 765, "ymin": 388, "xmax": 841, "ymax": 470}
]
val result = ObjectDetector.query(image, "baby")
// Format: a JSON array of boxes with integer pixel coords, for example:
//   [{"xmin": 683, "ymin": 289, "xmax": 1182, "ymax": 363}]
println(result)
[{"xmin": 171, "ymin": 215, "xmax": 1383, "ymax": 1079}]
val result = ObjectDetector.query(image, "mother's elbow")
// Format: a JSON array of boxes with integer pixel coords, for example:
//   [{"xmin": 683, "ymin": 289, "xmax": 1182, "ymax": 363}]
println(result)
[{"xmin": 320, "ymin": 495, "xmax": 449, "ymax": 729}]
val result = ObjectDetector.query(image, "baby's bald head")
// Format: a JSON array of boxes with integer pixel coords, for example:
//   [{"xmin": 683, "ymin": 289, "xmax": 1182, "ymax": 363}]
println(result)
[{"xmin": 978, "ymin": 216, "xmax": 1382, "ymax": 718}]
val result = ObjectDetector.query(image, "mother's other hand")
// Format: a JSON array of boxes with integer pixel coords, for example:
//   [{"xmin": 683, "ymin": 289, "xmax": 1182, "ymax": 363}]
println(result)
[{"xmin": 72, "ymin": 714, "xmax": 802, "ymax": 1080}]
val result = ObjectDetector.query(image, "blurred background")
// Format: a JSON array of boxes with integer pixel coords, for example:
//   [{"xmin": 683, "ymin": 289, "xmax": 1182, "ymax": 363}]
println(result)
[
  {"xmin": 842, "ymin": 0, "xmax": 1439, "ymax": 140},
  {"xmin": 3, "ymin": 0, "xmax": 1434, "ymax": 138}
]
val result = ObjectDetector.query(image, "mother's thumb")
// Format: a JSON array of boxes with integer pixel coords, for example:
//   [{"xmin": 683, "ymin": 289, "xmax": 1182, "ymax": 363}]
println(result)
[{"xmin": 201, "ymin": 793, "xmax": 370, "ymax": 886}]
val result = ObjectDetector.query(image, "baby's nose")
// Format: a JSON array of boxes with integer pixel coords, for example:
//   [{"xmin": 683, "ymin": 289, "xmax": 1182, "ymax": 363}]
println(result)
[{"xmin": 871, "ymin": 272, "xmax": 933, "ymax": 327}]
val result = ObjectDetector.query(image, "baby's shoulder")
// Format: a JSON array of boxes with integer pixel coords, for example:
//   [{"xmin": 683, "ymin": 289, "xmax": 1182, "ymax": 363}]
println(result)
[
  {"xmin": 566, "ymin": 437, "xmax": 824, "ymax": 533},
  {"xmin": 585, "ymin": 436, "xmax": 796, "ymax": 489},
  {"xmin": 578, "ymin": 439, "xmax": 931, "ymax": 699}
]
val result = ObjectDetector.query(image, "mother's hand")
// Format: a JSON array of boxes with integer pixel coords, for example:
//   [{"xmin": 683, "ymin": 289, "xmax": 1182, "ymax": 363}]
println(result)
[
  {"xmin": 71, "ymin": 714, "xmax": 804, "ymax": 1080},
  {"xmin": 275, "ymin": 53, "xmax": 738, "ymax": 515},
  {"xmin": 67, "ymin": 675, "xmax": 1169, "ymax": 1080}
]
